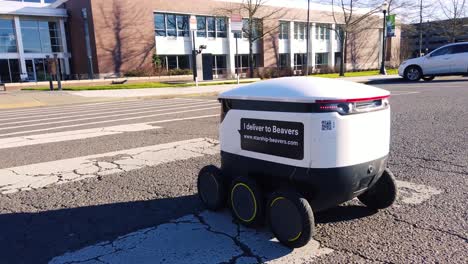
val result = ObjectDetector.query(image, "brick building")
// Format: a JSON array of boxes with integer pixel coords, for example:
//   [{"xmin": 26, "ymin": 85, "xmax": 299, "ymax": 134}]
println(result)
[{"xmin": 0, "ymin": 0, "xmax": 401, "ymax": 82}]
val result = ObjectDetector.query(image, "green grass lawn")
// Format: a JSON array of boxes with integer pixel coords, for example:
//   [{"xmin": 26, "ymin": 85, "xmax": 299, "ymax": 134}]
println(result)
[
  {"xmin": 21, "ymin": 79, "xmax": 257, "ymax": 91},
  {"xmin": 22, "ymin": 70, "xmax": 398, "ymax": 91},
  {"xmin": 312, "ymin": 69, "xmax": 398, "ymax": 78}
]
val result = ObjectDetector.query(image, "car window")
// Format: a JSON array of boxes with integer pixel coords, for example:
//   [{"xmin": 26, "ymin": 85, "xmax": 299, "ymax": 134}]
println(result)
[
  {"xmin": 430, "ymin": 47, "xmax": 450, "ymax": 57},
  {"xmin": 451, "ymin": 44, "xmax": 468, "ymax": 54}
]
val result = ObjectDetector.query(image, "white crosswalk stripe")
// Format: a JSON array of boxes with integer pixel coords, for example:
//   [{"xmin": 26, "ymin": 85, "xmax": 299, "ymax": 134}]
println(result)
[
  {"xmin": 0, "ymin": 101, "xmax": 216, "ymax": 128},
  {"xmin": 0, "ymin": 99, "xmax": 206, "ymax": 122},
  {"xmin": 0, "ymin": 106, "xmax": 219, "ymax": 137},
  {"xmin": 0, "ymin": 123, "xmax": 161, "ymax": 150},
  {"xmin": 0, "ymin": 138, "xmax": 219, "ymax": 194}
]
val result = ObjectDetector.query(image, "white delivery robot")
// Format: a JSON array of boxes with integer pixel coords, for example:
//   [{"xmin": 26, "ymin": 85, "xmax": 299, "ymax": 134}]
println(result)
[{"xmin": 197, "ymin": 77, "xmax": 397, "ymax": 248}]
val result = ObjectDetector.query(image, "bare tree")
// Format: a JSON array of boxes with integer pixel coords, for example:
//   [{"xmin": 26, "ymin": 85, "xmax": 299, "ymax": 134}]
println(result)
[
  {"xmin": 328, "ymin": 0, "xmax": 384, "ymax": 76},
  {"xmin": 437, "ymin": 0, "xmax": 467, "ymax": 42},
  {"xmin": 220, "ymin": 0, "xmax": 286, "ymax": 78},
  {"xmin": 97, "ymin": 0, "xmax": 155, "ymax": 76}
]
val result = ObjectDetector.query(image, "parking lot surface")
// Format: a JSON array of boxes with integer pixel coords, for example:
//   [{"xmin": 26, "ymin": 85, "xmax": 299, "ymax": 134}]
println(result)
[{"xmin": 0, "ymin": 80, "xmax": 467, "ymax": 264}]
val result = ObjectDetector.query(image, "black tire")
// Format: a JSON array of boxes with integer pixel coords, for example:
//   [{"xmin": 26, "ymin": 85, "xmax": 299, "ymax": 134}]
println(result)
[
  {"xmin": 230, "ymin": 176, "xmax": 265, "ymax": 227},
  {"xmin": 358, "ymin": 168, "xmax": 398, "ymax": 210},
  {"xmin": 197, "ymin": 165, "xmax": 227, "ymax": 211},
  {"xmin": 423, "ymin": 76, "xmax": 435, "ymax": 81},
  {"xmin": 404, "ymin": 66, "xmax": 422, "ymax": 82},
  {"xmin": 267, "ymin": 190, "xmax": 315, "ymax": 248}
]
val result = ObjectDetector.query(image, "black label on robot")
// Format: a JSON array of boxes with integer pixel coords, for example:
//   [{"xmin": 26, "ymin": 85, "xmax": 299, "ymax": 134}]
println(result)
[{"xmin": 239, "ymin": 118, "xmax": 304, "ymax": 160}]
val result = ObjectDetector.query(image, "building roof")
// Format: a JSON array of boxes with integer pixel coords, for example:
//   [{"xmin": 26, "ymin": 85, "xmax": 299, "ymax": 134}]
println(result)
[
  {"xmin": 219, "ymin": 77, "xmax": 390, "ymax": 103},
  {"xmin": 0, "ymin": 0, "xmax": 67, "ymax": 17}
]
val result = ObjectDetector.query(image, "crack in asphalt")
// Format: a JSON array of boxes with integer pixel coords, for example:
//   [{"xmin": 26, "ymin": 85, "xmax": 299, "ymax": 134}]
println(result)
[
  {"xmin": 388, "ymin": 212, "xmax": 468, "ymax": 242},
  {"xmin": 1, "ymin": 138, "xmax": 219, "ymax": 194},
  {"xmin": 192, "ymin": 213, "xmax": 264, "ymax": 264}
]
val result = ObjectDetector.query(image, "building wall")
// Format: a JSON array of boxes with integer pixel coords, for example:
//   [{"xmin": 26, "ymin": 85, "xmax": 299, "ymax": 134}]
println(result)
[
  {"xmin": 64, "ymin": 0, "xmax": 99, "ymax": 77},
  {"xmin": 66, "ymin": 0, "xmax": 401, "ymax": 77}
]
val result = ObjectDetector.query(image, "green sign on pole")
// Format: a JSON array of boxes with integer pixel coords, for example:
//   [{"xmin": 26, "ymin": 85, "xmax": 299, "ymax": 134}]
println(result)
[{"xmin": 386, "ymin": 14, "xmax": 396, "ymax": 38}]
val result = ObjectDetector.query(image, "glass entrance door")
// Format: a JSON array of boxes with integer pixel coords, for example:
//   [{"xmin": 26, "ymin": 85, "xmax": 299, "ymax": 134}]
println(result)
[{"xmin": 25, "ymin": 59, "xmax": 36, "ymax": 81}]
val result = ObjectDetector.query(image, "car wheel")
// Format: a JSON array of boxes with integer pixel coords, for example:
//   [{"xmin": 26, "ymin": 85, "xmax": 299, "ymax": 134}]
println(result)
[
  {"xmin": 404, "ymin": 66, "xmax": 422, "ymax": 82},
  {"xmin": 423, "ymin": 76, "xmax": 435, "ymax": 82}
]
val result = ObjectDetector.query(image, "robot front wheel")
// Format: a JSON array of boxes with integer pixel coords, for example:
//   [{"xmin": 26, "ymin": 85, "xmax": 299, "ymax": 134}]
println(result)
[
  {"xmin": 198, "ymin": 166, "xmax": 315, "ymax": 248},
  {"xmin": 358, "ymin": 168, "xmax": 398, "ymax": 210}
]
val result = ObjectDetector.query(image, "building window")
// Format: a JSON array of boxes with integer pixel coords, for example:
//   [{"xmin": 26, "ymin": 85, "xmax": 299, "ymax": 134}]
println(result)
[
  {"xmin": 0, "ymin": 19, "xmax": 17, "ymax": 53},
  {"xmin": 21, "ymin": 20, "xmax": 62, "ymax": 53},
  {"xmin": 315, "ymin": 52, "xmax": 329, "ymax": 66},
  {"xmin": 240, "ymin": 19, "xmax": 261, "ymax": 39},
  {"xmin": 235, "ymin": 54, "xmax": 259, "ymax": 73},
  {"xmin": 335, "ymin": 26, "xmax": 343, "ymax": 40},
  {"xmin": 316, "ymin": 24, "xmax": 330, "ymax": 40},
  {"xmin": 294, "ymin": 22, "xmax": 306, "ymax": 40},
  {"xmin": 196, "ymin": 16, "xmax": 227, "ymax": 38},
  {"xmin": 213, "ymin": 55, "xmax": 227, "ymax": 76},
  {"xmin": 177, "ymin": 15, "xmax": 189, "ymax": 37},
  {"xmin": 216, "ymin": 18, "xmax": 227, "ymax": 38},
  {"xmin": 279, "ymin": 22, "xmax": 289, "ymax": 40},
  {"xmin": 154, "ymin": 13, "xmax": 190, "ymax": 38},
  {"xmin": 154, "ymin": 13, "xmax": 166, "ymax": 36},
  {"xmin": 158, "ymin": 55, "xmax": 191, "ymax": 70},
  {"xmin": 294, "ymin": 53, "xmax": 306, "ymax": 70},
  {"xmin": 0, "ymin": 59, "xmax": 21, "ymax": 83},
  {"xmin": 279, "ymin": 53, "xmax": 290, "ymax": 68}
]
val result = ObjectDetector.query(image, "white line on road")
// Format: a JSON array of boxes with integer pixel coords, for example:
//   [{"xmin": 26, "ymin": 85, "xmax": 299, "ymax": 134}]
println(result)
[
  {"xmin": 49, "ymin": 211, "xmax": 334, "ymax": 264},
  {"xmin": 391, "ymin": 92, "xmax": 421, "ymax": 96},
  {"xmin": 0, "ymin": 101, "xmax": 215, "ymax": 126},
  {"xmin": 0, "ymin": 138, "xmax": 220, "ymax": 194},
  {"xmin": 0, "ymin": 106, "xmax": 219, "ymax": 138},
  {"xmin": 0, "ymin": 99, "xmax": 204, "ymax": 121},
  {"xmin": 0, "ymin": 123, "xmax": 161, "ymax": 150},
  {"xmin": 0, "ymin": 103, "xmax": 219, "ymax": 133},
  {"xmin": 0, "ymin": 106, "xmax": 219, "ymax": 137}
]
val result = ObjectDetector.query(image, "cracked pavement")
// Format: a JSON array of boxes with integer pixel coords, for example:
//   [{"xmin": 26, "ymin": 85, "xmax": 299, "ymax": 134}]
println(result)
[{"xmin": 0, "ymin": 138, "xmax": 219, "ymax": 194}]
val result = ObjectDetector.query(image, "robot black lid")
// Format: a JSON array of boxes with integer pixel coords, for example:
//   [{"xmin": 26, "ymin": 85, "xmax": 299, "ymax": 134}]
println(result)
[{"xmin": 219, "ymin": 77, "xmax": 390, "ymax": 103}]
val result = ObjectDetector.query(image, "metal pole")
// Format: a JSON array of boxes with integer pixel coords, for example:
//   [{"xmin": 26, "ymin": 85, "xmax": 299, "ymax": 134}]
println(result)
[
  {"xmin": 82, "ymin": 8, "xmax": 94, "ymax": 79},
  {"xmin": 236, "ymin": 36, "xmax": 239, "ymax": 84},
  {"xmin": 192, "ymin": 30, "xmax": 198, "ymax": 85},
  {"xmin": 380, "ymin": 10, "xmax": 387, "ymax": 75},
  {"xmin": 419, "ymin": 0, "xmax": 423, "ymax": 57},
  {"xmin": 305, "ymin": 0, "xmax": 311, "ymax": 76},
  {"xmin": 54, "ymin": 54, "xmax": 62, "ymax": 90}
]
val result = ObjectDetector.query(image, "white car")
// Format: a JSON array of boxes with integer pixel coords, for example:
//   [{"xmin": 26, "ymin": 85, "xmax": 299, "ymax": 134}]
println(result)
[{"xmin": 398, "ymin": 42, "xmax": 468, "ymax": 81}]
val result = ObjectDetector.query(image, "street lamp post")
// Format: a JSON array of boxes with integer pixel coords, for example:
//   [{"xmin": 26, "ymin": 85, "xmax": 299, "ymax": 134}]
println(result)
[
  {"xmin": 305, "ymin": 0, "xmax": 311, "ymax": 76},
  {"xmin": 380, "ymin": 1, "xmax": 389, "ymax": 75}
]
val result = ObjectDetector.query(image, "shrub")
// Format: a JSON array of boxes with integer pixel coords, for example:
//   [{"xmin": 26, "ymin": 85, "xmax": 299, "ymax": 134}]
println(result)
[{"xmin": 168, "ymin": 68, "xmax": 193, "ymax": 76}]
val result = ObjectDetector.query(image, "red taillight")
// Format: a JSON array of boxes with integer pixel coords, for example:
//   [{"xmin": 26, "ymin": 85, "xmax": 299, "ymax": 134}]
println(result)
[
  {"xmin": 316, "ymin": 95, "xmax": 390, "ymax": 104},
  {"xmin": 316, "ymin": 96, "xmax": 389, "ymax": 115}
]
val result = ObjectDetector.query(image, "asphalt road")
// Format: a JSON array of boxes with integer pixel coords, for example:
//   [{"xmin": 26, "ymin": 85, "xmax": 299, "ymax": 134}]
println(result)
[{"xmin": 0, "ymin": 79, "xmax": 467, "ymax": 264}]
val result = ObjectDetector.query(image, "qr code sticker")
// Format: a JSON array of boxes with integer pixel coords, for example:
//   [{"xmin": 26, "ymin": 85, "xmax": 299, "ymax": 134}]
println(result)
[{"xmin": 321, "ymin": 120, "xmax": 333, "ymax": 131}]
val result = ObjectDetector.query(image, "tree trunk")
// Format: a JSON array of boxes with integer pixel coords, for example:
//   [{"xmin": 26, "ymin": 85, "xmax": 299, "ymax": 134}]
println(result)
[
  {"xmin": 249, "ymin": 19, "xmax": 254, "ymax": 78},
  {"xmin": 339, "ymin": 32, "xmax": 347, "ymax": 77}
]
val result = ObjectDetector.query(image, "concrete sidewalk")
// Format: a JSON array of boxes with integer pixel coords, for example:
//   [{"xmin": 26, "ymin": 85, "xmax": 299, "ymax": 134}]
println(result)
[
  {"xmin": 0, "ymin": 91, "xmax": 115, "ymax": 109},
  {"xmin": 0, "ymin": 75, "xmax": 402, "ymax": 109}
]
